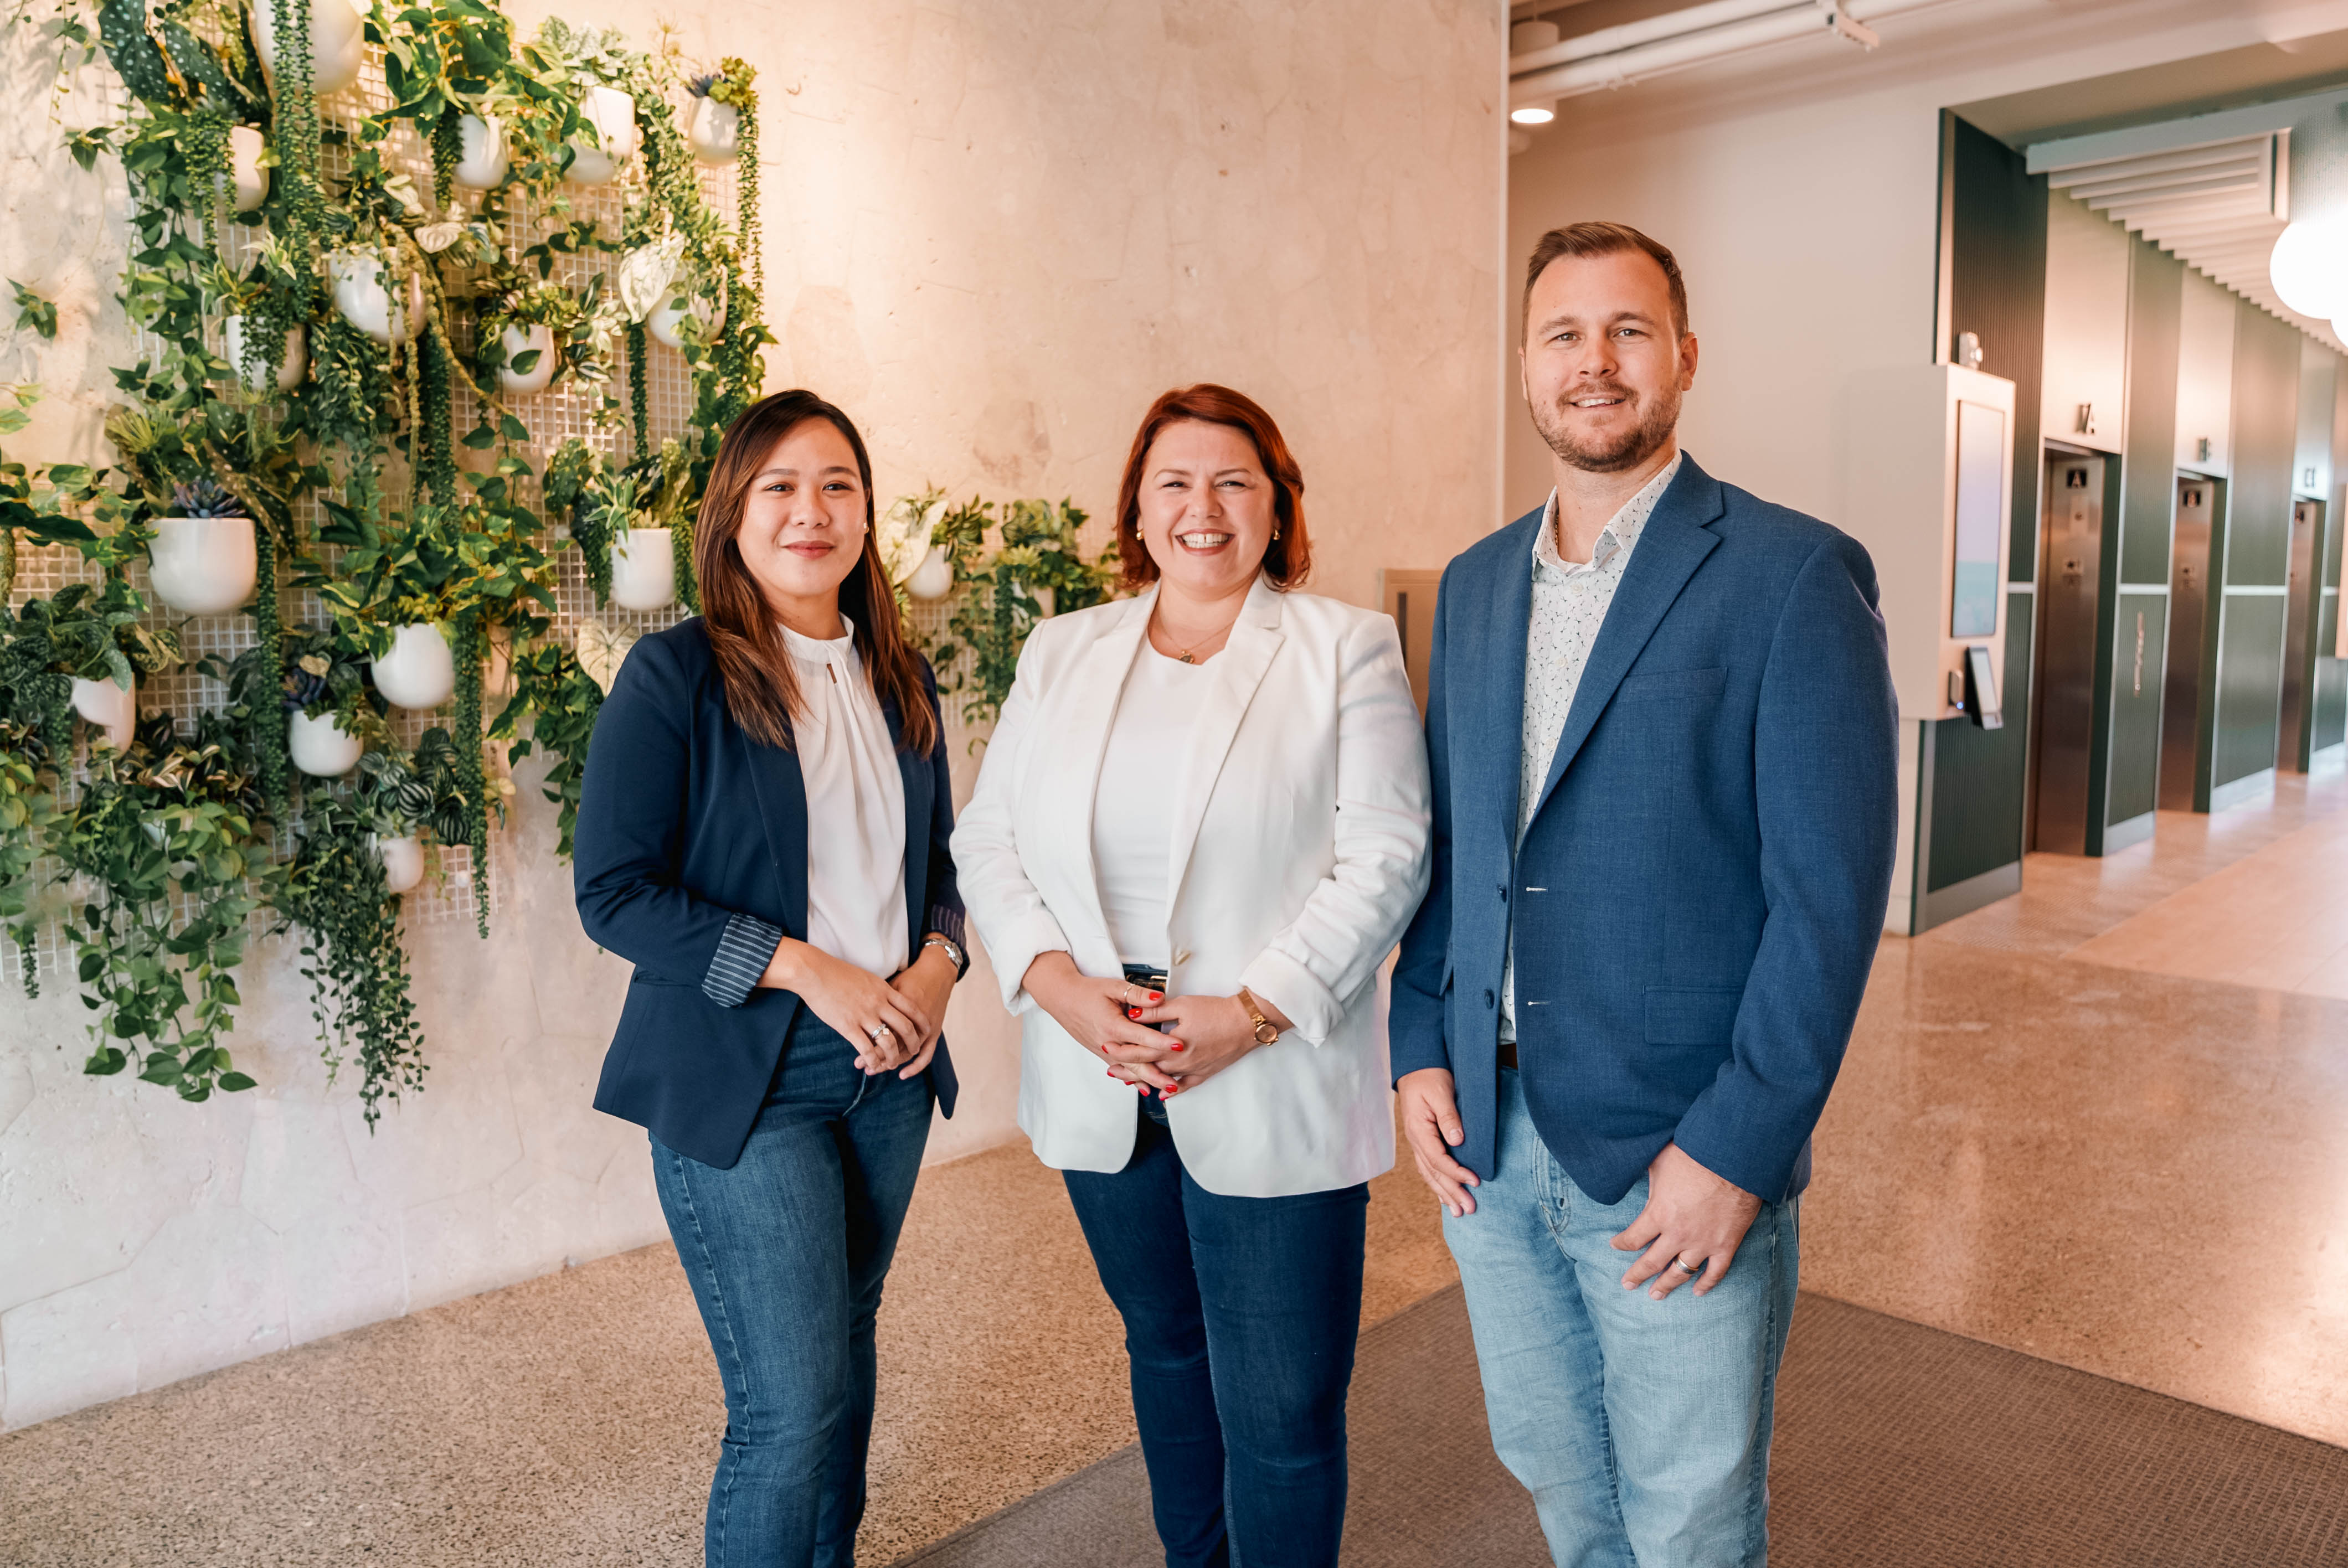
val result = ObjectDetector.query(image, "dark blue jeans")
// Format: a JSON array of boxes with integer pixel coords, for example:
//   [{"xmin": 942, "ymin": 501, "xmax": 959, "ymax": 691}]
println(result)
[
  {"xmin": 1063, "ymin": 1100, "xmax": 1369, "ymax": 1568},
  {"xmin": 651, "ymin": 1010, "xmax": 934, "ymax": 1568}
]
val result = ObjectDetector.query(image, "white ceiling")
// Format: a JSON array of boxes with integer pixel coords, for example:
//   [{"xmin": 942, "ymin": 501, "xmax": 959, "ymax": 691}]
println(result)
[{"xmin": 2027, "ymin": 94, "xmax": 2348, "ymax": 355}]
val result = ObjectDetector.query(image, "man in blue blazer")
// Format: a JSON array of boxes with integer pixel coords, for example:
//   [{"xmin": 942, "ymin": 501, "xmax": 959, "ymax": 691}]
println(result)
[{"xmin": 1391, "ymin": 223, "xmax": 1897, "ymax": 1565}]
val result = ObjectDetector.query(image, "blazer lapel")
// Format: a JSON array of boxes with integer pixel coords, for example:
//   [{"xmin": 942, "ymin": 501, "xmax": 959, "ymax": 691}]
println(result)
[
  {"xmin": 1166, "ymin": 576, "xmax": 1285, "ymax": 905},
  {"xmin": 1526, "ymin": 460, "xmax": 1724, "ymax": 827},
  {"xmin": 1030, "ymin": 592, "xmax": 1152, "ymax": 953},
  {"xmin": 738, "ymin": 708, "xmax": 812, "ymax": 937},
  {"xmin": 883, "ymin": 684, "xmax": 931, "ymax": 950},
  {"xmin": 1475, "ymin": 509, "xmax": 1541, "ymax": 854}
]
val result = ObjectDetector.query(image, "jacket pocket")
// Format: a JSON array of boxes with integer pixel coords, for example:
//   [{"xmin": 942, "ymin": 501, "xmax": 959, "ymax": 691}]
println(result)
[
  {"xmin": 1642, "ymin": 986, "xmax": 1742, "ymax": 1045},
  {"xmin": 1615, "ymin": 666, "xmax": 1727, "ymax": 705}
]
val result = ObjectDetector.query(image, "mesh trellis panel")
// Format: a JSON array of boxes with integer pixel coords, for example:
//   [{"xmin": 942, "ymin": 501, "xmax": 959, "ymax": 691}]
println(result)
[{"xmin": 3, "ymin": 53, "xmax": 736, "ymax": 988}]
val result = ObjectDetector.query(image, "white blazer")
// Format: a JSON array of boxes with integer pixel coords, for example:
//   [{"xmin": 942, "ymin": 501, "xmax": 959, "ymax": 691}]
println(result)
[{"xmin": 951, "ymin": 577, "xmax": 1433, "ymax": 1198}]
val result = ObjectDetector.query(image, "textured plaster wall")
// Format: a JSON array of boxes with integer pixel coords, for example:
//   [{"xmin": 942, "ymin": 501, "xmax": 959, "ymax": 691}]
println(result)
[{"xmin": 0, "ymin": 0, "xmax": 1504, "ymax": 1430}]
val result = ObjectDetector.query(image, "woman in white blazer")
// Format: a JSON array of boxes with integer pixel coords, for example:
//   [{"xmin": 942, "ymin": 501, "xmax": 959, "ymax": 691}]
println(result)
[{"xmin": 952, "ymin": 385, "xmax": 1431, "ymax": 1568}]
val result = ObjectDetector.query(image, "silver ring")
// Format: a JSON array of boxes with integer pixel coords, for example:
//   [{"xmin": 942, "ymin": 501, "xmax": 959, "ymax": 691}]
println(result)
[
  {"xmin": 869, "ymin": 1024, "xmax": 894, "ymax": 1044},
  {"xmin": 1672, "ymin": 1256, "xmax": 1703, "ymax": 1277}
]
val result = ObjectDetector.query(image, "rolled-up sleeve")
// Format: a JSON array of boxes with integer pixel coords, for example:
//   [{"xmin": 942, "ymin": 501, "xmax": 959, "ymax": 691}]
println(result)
[{"xmin": 703, "ymin": 911, "xmax": 782, "ymax": 1007}]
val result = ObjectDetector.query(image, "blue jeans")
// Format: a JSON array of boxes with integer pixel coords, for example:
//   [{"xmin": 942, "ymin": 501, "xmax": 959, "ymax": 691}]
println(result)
[
  {"xmin": 1063, "ymin": 1101, "xmax": 1369, "ymax": 1568},
  {"xmin": 1443, "ymin": 1069, "xmax": 1799, "ymax": 1568},
  {"xmin": 651, "ymin": 1010, "xmax": 934, "ymax": 1568}
]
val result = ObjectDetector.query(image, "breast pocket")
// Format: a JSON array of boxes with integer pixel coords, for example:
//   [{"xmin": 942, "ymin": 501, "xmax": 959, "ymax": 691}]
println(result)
[{"xmin": 1614, "ymin": 666, "xmax": 1727, "ymax": 706}]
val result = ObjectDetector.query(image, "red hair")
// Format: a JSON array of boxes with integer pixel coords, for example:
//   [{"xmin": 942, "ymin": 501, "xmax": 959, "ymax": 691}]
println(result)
[{"xmin": 1114, "ymin": 384, "xmax": 1311, "ymax": 593}]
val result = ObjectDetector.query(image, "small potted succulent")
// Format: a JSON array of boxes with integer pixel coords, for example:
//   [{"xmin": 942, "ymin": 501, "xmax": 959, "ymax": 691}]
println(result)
[
  {"xmin": 147, "ymin": 478, "xmax": 258, "ymax": 616},
  {"xmin": 249, "ymin": 0, "xmax": 367, "ymax": 95},
  {"xmin": 684, "ymin": 63, "xmax": 749, "ymax": 165},
  {"xmin": 281, "ymin": 627, "xmax": 383, "ymax": 778}
]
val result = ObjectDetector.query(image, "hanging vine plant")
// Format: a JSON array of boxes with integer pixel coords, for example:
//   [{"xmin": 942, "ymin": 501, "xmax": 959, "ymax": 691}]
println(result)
[{"xmin": 279, "ymin": 797, "xmax": 424, "ymax": 1125}]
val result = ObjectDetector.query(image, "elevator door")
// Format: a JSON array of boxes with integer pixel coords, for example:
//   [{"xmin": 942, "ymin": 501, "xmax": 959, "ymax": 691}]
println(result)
[
  {"xmin": 2032, "ymin": 454, "xmax": 2104, "ymax": 854},
  {"xmin": 2159, "ymin": 477, "xmax": 2215, "ymax": 811},
  {"xmin": 2280, "ymin": 498, "xmax": 2323, "ymax": 771}
]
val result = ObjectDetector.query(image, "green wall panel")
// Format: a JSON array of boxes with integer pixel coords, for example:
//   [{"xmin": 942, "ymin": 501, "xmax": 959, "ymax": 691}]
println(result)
[
  {"xmin": 2213, "ymin": 593, "xmax": 2287, "ymax": 788},
  {"xmin": 2121, "ymin": 245, "xmax": 2183, "ymax": 588},
  {"xmin": 2106, "ymin": 589, "xmax": 2168, "ymax": 825},
  {"xmin": 1928, "ymin": 592, "xmax": 2033, "ymax": 893},
  {"xmin": 2226, "ymin": 303, "xmax": 2300, "ymax": 589}
]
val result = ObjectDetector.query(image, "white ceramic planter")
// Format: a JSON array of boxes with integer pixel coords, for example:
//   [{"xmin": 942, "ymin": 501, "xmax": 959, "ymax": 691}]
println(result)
[
  {"xmin": 227, "ymin": 125, "xmax": 269, "ymax": 212},
  {"xmin": 147, "ymin": 516, "xmax": 258, "ymax": 616},
  {"xmin": 564, "ymin": 86, "xmax": 638, "ymax": 185},
  {"xmin": 610, "ymin": 528, "xmax": 675, "ymax": 611},
  {"xmin": 648, "ymin": 287, "xmax": 722, "ymax": 349},
  {"xmin": 454, "ymin": 113, "xmax": 508, "ymax": 189},
  {"xmin": 905, "ymin": 544, "xmax": 954, "ymax": 601},
  {"xmin": 496, "ymin": 323, "xmax": 556, "ymax": 394},
  {"xmin": 223, "ymin": 317, "xmax": 306, "ymax": 392},
  {"xmin": 375, "ymin": 833, "xmax": 425, "ymax": 894},
  {"xmin": 371, "ymin": 622, "xmax": 456, "ymax": 710},
  {"xmin": 250, "ymin": 0, "xmax": 365, "ymax": 95},
  {"xmin": 686, "ymin": 97, "xmax": 739, "ymax": 164},
  {"xmin": 71, "ymin": 677, "xmax": 135, "ymax": 751},
  {"xmin": 328, "ymin": 252, "xmax": 425, "ymax": 346},
  {"xmin": 289, "ymin": 709, "xmax": 363, "ymax": 777}
]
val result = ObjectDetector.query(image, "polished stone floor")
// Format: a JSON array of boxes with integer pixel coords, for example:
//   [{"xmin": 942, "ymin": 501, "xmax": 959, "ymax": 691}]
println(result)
[{"xmin": 2, "ymin": 762, "xmax": 2342, "ymax": 1565}]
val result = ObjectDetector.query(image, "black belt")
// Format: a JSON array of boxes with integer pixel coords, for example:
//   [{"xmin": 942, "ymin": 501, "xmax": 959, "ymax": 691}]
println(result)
[{"xmin": 1497, "ymin": 1038, "xmax": 1518, "ymax": 1070}]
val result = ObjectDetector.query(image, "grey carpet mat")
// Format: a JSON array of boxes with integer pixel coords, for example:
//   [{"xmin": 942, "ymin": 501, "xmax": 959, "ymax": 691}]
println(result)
[{"xmin": 893, "ymin": 1286, "xmax": 2348, "ymax": 1567}]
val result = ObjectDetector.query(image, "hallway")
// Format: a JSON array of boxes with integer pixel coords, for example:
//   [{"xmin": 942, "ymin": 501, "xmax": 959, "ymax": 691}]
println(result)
[{"xmin": 3, "ymin": 772, "xmax": 2345, "ymax": 1565}]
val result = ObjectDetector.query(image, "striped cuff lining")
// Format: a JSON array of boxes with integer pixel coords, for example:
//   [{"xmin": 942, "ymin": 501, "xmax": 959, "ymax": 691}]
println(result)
[{"xmin": 704, "ymin": 912, "xmax": 782, "ymax": 1008}]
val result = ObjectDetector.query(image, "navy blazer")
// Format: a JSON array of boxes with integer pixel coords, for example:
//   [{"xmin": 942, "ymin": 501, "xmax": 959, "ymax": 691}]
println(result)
[
  {"xmin": 573, "ymin": 618, "xmax": 960, "ymax": 1169},
  {"xmin": 1390, "ymin": 457, "xmax": 1897, "ymax": 1205}
]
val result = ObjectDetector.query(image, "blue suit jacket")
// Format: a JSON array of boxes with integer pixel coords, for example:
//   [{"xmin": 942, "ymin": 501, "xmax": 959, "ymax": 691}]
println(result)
[
  {"xmin": 1390, "ymin": 457, "xmax": 1896, "ymax": 1205},
  {"xmin": 573, "ymin": 618, "xmax": 959, "ymax": 1169}
]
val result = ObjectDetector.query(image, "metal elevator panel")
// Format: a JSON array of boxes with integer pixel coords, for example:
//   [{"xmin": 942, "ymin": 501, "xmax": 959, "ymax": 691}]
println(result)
[
  {"xmin": 2160, "ymin": 477, "xmax": 2214, "ymax": 811},
  {"xmin": 2280, "ymin": 498, "xmax": 2322, "ymax": 771},
  {"xmin": 2032, "ymin": 454, "xmax": 2104, "ymax": 854}
]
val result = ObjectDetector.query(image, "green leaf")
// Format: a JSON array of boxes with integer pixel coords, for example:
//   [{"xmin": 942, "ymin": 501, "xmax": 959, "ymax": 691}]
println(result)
[{"xmin": 216, "ymin": 1071, "xmax": 257, "ymax": 1092}]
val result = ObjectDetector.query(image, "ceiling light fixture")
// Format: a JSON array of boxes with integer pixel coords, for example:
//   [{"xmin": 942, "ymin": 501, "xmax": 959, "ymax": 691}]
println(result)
[
  {"xmin": 1511, "ymin": 101, "xmax": 1558, "ymax": 125},
  {"xmin": 2270, "ymin": 218, "xmax": 2348, "ymax": 319}
]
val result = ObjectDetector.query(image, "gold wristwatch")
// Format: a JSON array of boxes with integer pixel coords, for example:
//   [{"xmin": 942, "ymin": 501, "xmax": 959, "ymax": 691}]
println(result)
[{"xmin": 1235, "ymin": 987, "xmax": 1280, "ymax": 1045}]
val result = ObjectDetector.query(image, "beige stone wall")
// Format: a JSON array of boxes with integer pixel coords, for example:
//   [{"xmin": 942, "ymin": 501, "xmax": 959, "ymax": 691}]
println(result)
[{"xmin": 0, "ymin": 0, "xmax": 1503, "ymax": 1428}]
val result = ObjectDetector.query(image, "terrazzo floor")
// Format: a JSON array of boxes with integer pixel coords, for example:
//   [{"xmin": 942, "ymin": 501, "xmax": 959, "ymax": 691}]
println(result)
[{"xmin": 3, "ymin": 764, "xmax": 2345, "ymax": 1564}]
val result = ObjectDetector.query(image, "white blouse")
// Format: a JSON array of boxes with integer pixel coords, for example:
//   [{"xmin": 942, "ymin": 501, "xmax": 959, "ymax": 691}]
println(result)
[
  {"xmin": 781, "ymin": 619, "xmax": 909, "ymax": 979},
  {"xmin": 1090, "ymin": 644, "xmax": 1216, "ymax": 967}
]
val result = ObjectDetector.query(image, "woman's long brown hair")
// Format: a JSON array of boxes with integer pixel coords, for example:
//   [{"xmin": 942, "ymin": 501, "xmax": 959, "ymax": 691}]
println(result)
[{"xmin": 692, "ymin": 390, "xmax": 938, "ymax": 759}]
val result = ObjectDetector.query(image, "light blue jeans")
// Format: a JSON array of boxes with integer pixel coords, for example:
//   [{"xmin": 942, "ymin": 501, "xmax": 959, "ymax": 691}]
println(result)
[{"xmin": 1442, "ymin": 1069, "xmax": 1799, "ymax": 1568}]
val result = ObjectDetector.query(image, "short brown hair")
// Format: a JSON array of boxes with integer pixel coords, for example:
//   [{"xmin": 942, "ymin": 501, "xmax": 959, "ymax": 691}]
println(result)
[
  {"xmin": 693, "ymin": 390, "xmax": 938, "ymax": 759},
  {"xmin": 1114, "ymin": 384, "xmax": 1312, "ymax": 593},
  {"xmin": 1522, "ymin": 221, "xmax": 1690, "ymax": 339}
]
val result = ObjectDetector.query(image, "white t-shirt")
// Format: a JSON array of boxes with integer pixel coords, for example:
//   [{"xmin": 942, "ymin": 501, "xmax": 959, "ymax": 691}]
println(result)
[
  {"xmin": 1091, "ymin": 644, "xmax": 1216, "ymax": 967},
  {"xmin": 781, "ymin": 619, "xmax": 909, "ymax": 979}
]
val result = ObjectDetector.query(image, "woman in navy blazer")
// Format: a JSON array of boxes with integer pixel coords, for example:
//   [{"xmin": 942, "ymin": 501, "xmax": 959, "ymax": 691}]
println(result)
[{"xmin": 573, "ymin": 390, "xmax": 966, "ymax": 1568}]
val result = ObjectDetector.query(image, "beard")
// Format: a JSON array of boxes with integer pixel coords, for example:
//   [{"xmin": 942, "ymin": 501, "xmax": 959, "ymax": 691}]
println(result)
[{"xmin": 1530, "ymin": 379, "xmax": 1681, "ymax": 474}]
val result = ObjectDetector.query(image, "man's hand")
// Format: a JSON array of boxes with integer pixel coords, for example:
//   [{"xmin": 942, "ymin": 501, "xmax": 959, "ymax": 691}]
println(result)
[
  {"xmin": 1398, "ymin": 1067, "xmax": 1480, "ymax": 1218},
  {"xmin": 1611, "ymin": 1141, "xmax": 1763, "ymax": 1299}
]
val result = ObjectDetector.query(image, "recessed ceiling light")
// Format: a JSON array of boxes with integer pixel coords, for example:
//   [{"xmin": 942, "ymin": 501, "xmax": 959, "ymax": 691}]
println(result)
[{"xmin": 1511, "ymin": 103, "xmax": 1557, "ymax": 126}]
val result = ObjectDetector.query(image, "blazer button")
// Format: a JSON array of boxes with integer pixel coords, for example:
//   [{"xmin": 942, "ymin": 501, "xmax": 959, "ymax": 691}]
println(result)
[
  {"xmin": 1497, "ymin": 883, "xmax": 1508, "ymax": 902},
  {"xmin": 1483, "ymin": 989, "xmax": 1495, "ymax": 1009}
]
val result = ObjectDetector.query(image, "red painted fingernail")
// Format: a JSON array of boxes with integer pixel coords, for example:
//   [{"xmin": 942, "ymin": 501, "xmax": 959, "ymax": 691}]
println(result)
[
  {"xmin": 1168, "ymin": 1041, "xmax": 1186, "ymax": 1051},
  {"xmin": 1127, "ymin": 1007, "xmax": 1141, "ymax": 1019},
  {"xmin": 1147, "ymin": 991, "xmax": 1162, "ymax": 1002}
]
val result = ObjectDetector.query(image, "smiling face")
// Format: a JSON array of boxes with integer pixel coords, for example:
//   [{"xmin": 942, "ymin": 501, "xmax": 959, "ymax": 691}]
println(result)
[
  {"xmin": 734, "ymin": 417, "xmax": 869, "ymax": 633},
  {"xmin": 1521, "ymin": 247, "xmax": 1698, "ymax": 474},
  {"xmin": 1135, "ymin": 419, "xmax": 1277, "ymax": 602}
]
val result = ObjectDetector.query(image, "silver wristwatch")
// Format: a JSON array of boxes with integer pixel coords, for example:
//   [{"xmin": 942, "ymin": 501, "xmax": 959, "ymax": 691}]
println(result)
[{"xmin": 922, "ymin": 933, "xmax": 969, "ymax": 979}]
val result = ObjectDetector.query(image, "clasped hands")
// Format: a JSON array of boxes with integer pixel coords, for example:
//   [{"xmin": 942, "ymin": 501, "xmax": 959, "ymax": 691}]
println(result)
[
  {"xmin": 1021, "ymin": 952, "xmax": 1290, "ymax": 1098},
  {"xmin": 760, "ymin": 935, "xmax": 958, "ymax": 1077},
  {"xmin": 1397, "ymin": 1067, "xmax": 1763, "ymax": 1300}
]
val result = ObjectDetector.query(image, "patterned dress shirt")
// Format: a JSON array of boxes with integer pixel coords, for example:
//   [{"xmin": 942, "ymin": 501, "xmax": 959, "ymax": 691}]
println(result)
[{"xmin": 1499, "ymin": 452, "xmax": 1682, "ymax": 1043}]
